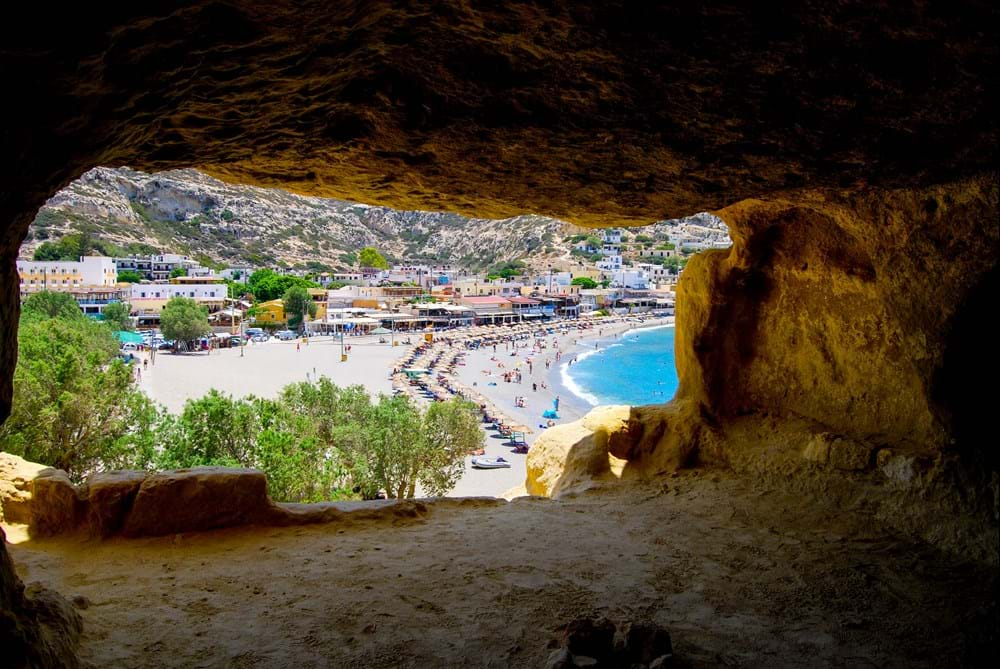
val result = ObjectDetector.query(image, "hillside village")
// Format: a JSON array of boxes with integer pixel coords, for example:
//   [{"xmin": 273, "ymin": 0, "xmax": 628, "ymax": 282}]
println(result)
[
  {"xmin": 17, "ymin": 169, "xmax": 731, "ymax": 336},
  {"xmin": 16, "ymin": 225, "xmax": 729, "ymax": 338}
]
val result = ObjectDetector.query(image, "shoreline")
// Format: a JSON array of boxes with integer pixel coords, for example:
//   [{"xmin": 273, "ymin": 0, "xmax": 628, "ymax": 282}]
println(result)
[
  {"xmin": 136, "ymin": 315, "xmax": 672, "ymax": 498},
  {"xmin": 555, "ymin": 321, "xmax": 677, "ymax": 410},
  {"xmin": 427, "ymin": 316, "xmax": 673, "ymax": 497}
]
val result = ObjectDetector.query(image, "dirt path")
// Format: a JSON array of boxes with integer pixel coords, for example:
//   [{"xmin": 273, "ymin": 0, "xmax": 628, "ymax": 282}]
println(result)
[{"xmin": 9, "ymin": 474, "xmax": 993, "ymax": 667}]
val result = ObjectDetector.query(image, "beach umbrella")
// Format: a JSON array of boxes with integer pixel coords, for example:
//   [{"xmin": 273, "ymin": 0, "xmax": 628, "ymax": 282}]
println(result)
[
  {"xmin": 371, "ymin": 327, "xmax": 392, "ymax": 335},
  {"xmin": 507, "ymin": 424, "xmax": 531, "ymax": 445}
]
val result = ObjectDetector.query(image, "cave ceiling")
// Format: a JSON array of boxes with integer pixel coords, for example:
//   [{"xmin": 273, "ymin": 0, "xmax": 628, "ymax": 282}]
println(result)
[{"xmin": 1, "ymin": 0, "xmax": 997, "ymax": 236}]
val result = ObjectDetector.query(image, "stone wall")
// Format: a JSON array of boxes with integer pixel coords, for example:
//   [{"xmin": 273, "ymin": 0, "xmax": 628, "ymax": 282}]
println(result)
[{"xmin": 0, "ymin": 455, "xmax": 458, "ymax": 540}]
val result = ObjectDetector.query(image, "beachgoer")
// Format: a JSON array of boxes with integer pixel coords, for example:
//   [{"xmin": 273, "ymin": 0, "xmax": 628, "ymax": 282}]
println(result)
[{"xmin": 532, "ymin": 382, "xmax": 537, "ymax": 392}]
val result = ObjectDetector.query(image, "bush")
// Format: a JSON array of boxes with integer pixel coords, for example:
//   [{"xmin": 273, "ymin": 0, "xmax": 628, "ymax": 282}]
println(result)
[
  {"xmin": 0, "ymin": 308, "xmax": 158, "ymax": 481},
  {"xmin": 101, "ymin": 301, "xmax": 132, "ymax": 331},
  {"xmin": 117, "ymin": 269, "xmax": 144, "ymax": 283},
  {"xmin": 247, "ymin": 269, "xmax": 320, "ymax": 302}
]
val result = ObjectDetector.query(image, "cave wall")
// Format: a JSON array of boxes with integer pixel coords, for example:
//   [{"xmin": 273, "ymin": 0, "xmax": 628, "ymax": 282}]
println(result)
[{"xmin": 678, "ymin": 175, "xmax": 999, "ymax": 455}]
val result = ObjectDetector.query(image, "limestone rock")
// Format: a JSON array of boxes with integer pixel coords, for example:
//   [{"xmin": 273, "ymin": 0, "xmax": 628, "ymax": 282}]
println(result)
[
  {"xmin": 526, "ymin": 406, "xmax": 630, "ymax": 498},
  {"xmin": 30, "ymin": 469, "xmax": 84, "ymax": 537},
  {"xmin": 803, "ymin": 434, "xmax": 833, "ymax": 465},
  {"xmin": 829, "ymin": 439, "xmax": 872, "ymax": 471},
  {"xmin": 544, "ymin": 648, "xmax": 573, "ymax": 669},
  {"xmin": 123, "ymin": 467, "xmax": 274, "ymax": 537},
  {"xmin": 564, "ymin": 617, "xmax": 616, "ymax": 663},
  {"xmin": 877, "ymin": 450, "xmax": 928, "ymax": 484},
  {"xmin": 85, "ymin": 470, "xmax": 148, "ymax": 537},
  {"xmin": 0, "ymin": 527, "xmax": 83, "ymax": 669},
  {"xmin": 0, "ymin": 452, "xmax": 48, "ymax": 525},
  {"xmin": 622, "ymin": 621, "xmax": 674, "ymax": 665}
]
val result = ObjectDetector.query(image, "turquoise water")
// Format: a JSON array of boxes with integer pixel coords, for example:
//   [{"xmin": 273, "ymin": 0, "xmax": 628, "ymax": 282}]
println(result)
[{"xmin": 561, "ymin": 326, "xmax": 678, "ymax": 406}]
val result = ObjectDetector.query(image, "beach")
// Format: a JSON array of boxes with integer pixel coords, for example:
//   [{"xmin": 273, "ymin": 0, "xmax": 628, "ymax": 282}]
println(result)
[
  {"xmin": 136, "ymin": 316, "xmax": 672, "ymax": 498},
  {"xmin": 409, "ymin": 316, "xmax": 673, "ymax": 497},
  {"xmin": 138, "ymin": 336, "xmax": 399, "ymax": 413}
]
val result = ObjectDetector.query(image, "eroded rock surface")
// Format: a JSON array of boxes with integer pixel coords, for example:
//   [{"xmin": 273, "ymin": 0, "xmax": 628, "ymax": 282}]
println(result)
[
  {"xmin": 0, "ymin": 4, "xmax": 997, "ymax": 661},
  {"xmin": 0, "ymin": 527, "xmax": 83, "ymax": 669}
]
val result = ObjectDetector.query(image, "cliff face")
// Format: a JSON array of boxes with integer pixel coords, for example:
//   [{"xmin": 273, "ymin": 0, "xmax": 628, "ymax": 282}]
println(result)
[
  {"xmin": 689, "ymin": 179, "xmax": 998, "ymax": 453},
  {"xmin": 27, "ymin": 167, "xmax": 577, "ymax": 269}
]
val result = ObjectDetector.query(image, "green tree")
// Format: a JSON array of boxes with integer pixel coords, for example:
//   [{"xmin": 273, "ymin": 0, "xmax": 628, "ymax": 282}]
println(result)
[
  {"xmin": 31, "ymin": 232, "xmax": 98, "ymax": 261},
  {"xmin": 283, "ymin": 286, "xmax": 318, "ymax": 332},
  {"xmin": 101, "ymin": 301, "xmax": 132, "ymax": 331},
  {"xmin": 247, "ymin": 269, "xmax": 320, "ymax": 301},
  {"xmin": 22, "ymin": 291, "xmax": 83, "ymax": 320},
  {"xmin": 333, "ymin": 394, "xmax": 481, "ymax": 499},
  {"xmin": 584, "ymin": 234, "xmax": 602, "ymax": 248},
  {"xmin": 158, "ymin": 389, "xmax": 350, "ymax": 503},
  {"xmin": 116, "ymin": 269, "xmax": 144, "ymax": 283},
  {"xmin": 634, "ymin": 234, "xmax": 654, "ymax": 243},
  {"xmin": 663, "ymin": 257, "xmax": 681, "ymax": 273},
  {"xmin": 486, "ymin": 260, "xmax": 526, "ymax": 280},
  {"xmin": 159, "ymin": 296, "xmax": 211, "ymax": 350},
  {"xmin": 32, "ymin": 242, "xmax": 63, "ymax": 260},
  {"xmin": 571, "ymin": 277, "xmax": 598, "ymax": 289},
  {"xmin": 417, "ymin": 399, "xmax": 483, "ymax": 496},
  {"xmin": 357, "ymin": 246, "xmax": 389, "ymax": 270},
  {"xmin": 169, "ymin": 266, "xmax": 188, "ymax": 278},
  {"xmin": 0, "ymin": 312, "xmax": 157, "ymax": 481}
]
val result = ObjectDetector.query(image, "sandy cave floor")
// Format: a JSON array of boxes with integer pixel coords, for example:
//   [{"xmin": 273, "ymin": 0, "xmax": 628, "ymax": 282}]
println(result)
[{"xmin": 9, "ymin": 473, "xmax": 994, "ymax": 668}]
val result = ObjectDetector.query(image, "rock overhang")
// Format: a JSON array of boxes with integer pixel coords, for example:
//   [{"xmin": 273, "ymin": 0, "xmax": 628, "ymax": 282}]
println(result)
[{"xmin": 0, "ymin": 1, "xmax": 996, "ymax": 232}]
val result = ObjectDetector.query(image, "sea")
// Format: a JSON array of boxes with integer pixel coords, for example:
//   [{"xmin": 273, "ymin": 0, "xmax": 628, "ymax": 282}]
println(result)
[{"xmin": 560, "ymin": 325, "xmax": 678, "ymax": 407}]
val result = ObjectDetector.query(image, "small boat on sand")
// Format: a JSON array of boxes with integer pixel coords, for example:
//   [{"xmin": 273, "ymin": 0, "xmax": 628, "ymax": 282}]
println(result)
[{"xmin": 471, "ymin": 456, "xmax": 511, "ymax": 469}]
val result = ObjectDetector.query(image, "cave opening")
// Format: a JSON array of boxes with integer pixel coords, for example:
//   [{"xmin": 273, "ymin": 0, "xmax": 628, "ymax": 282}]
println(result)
[{"xmin": 2, "ymin": 2, "xmax": 998, "ymax": 666}]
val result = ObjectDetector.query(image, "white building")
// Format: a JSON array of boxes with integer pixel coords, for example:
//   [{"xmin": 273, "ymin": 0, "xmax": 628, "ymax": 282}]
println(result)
[
  {"xmin": 219, "ymin": 266, "xmax": 253, "ymax": 281},
  {"xmin": 114, "ymin": 253, "xmax": 198, "ymax": 281},
  {"xmin": 635, "ymin": 262, "xmax": 677, "ymax": 285},
  {"xmin": 607, "ymin": 269, "xmax": 650, "ymax": 290},
  {"xmin": 130, "ymin": 282, "xmax": 227, "ymax": 300},
  {"xmin": 17, "ymin": 256, "xmax": 118, "ymax": 293}
]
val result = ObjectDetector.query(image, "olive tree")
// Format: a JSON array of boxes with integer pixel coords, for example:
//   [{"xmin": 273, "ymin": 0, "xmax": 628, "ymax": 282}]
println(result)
[{"xmin": 160, "ymin": 296, "xmax": 211, "ymax": 350}]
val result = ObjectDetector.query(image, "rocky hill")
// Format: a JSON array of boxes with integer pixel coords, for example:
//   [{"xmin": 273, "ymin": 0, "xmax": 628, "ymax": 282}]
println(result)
[
  {"xmin": 21, "ymin": 167, "xmax": 728, "ymax": 270},
  {"xmin": 22, "ymin": 168, "xmax": 588, "ymax": 270}
]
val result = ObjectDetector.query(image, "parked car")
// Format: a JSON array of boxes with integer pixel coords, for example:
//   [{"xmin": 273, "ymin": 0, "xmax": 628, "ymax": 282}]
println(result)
[
  {"xmin": 276, "ymin": 330, "xmax": 297, "ymax": 341},
  {"xmin": 121, "ymin": 343, "xmax": 138, "ymax": 352},
  {"xmin": 245, "ymin": 327, "xmax": 264, "ymax": 337},
  {"xmin": 229, "ymin": 336, "xmax": 243, "ymax": 346},
  {"xmin": 252, "ymin": 333, "xmax": 270, "ymax": 343},
  {"xmin": 157, "ymin": 341, "xmax": 175, "ymax": 350}
]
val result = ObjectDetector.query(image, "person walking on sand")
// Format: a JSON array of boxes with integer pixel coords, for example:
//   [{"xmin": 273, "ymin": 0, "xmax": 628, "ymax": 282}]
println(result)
[
  {"xmin": 554, "ymin": 396, "xmax": 560, "ymax": 412},
  {"xmin": 296, "ymin": 342, "xmax": 300, "ymax": 352}
]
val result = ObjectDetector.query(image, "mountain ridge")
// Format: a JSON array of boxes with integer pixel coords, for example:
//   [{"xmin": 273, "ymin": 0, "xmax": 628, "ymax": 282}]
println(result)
[{"xmin": 22, "ymin": 168, "xmax": 729, "ymax": 270}]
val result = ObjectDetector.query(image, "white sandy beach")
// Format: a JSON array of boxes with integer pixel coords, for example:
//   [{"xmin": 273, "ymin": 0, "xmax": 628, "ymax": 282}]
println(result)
[
  {"xmin": 425, "ymin": 317, "xmax": 672, "ymax": 497},
  {"xmin": 138, "ymin": 335, "xmax": 399, "ymax": 412},
  {"xmin": 137, "ymin": 317, "xmax": 671, "ymax": 498}
]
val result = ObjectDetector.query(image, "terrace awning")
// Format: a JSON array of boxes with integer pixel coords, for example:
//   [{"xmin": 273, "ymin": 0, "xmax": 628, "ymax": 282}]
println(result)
[{"xmin": 114, "ymin": 330, "xmax": 144, "ymax": 345}]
